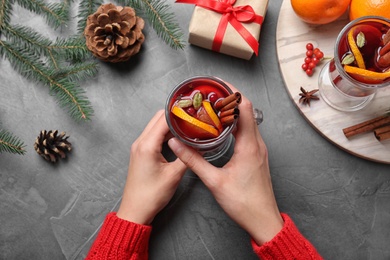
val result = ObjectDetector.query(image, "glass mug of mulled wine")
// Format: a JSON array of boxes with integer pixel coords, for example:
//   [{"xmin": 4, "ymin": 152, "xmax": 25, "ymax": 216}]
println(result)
[
  {"xmin": 165, "ymin": 76, "xmax": 241, "ymax": 162},
  {"xmin": 318, "ymin": 16, "xmax": 390, "ymax": 112}
]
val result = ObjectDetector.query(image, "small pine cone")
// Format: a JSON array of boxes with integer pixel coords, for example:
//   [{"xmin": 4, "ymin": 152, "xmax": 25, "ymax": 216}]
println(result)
[
  {"xmin": 34, "ymin": 130, "xmax": 72, "ymax": 163},
  {"xmin": 84, "ymin": 3, "xmax": 145, "ymax": 63}
]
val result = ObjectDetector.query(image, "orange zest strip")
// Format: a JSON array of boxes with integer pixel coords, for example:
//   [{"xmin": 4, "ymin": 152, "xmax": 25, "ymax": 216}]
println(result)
[
  {"xmin": 202, "ymin": 101, "xmax": 223, "ymax": 132},
  {"xmin": 347, "ymin": 27, "xmax": 366, "ymax": 69},
  {"xmin": 171, "ymin": 106, "xmax": 219, "ymax": 138},
  {"xmin": 344, "ymin": 65, "xmax": 390, "ymax": 81}
]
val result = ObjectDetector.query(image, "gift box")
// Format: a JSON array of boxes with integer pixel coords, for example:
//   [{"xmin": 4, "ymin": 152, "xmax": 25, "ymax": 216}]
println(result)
[{"xmin": 180, "ymin": 0, "xmax": 268, "ymax": 60}]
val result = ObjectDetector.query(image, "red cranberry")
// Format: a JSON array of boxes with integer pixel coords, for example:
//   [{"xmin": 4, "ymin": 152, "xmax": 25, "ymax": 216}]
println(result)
[
  {"xmin": 186, "ymin": 107, "xmax": 196, "ymax": 116},
  {"xmin": 208, "ymin": 92, "xmax": 218, "ymax": 103}
]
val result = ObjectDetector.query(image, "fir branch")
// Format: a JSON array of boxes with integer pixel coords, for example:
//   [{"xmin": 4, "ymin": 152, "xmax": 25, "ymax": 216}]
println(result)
[
  {"xmin": 117, "ymin": 0, "xmax": 142, "ymax": 11},
  {"xmin": 76, "ymin": 0, "xmax": 103, "ymax": 35},
  {"xmin": 0, "ymin": 0, "xmax": 12, "ymax": 31},
  {"xmin": 2, "ymin": 24, "xmax": 53, "ymax": 57},
  {"xmin": 14, "ymin": 0, "xmax": 69, "ymax": 28},
  {"xmin": 2, "ymin": 24, "xmax": 66, "ymax": 68},
  {"xmin": 0, "ymin": 129, "xmax": 26, "ymax": 155},
  {"xmin": 49, "ymin": 77, "xmax": 94, "ymax": 120},
  {"xmin": 0, "ymin": 40, "xmax": 94, "ymax": 120},
  {"xmin": 52, "ymin": 61, "xmax": 98, "ymax": 82},
  {"xmin": 117, "ymin": 0, "xmax": 185, "ymax": 50},
  {"xmin": 50, "ymin": 36, "xmax": 92, "ymax": 62}
]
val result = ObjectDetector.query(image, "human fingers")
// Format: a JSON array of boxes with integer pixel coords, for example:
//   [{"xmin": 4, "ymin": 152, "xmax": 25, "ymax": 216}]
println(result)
[
  {"xmin": 138, "ymin": 111, "xmax": 171, "ymax": 148},
  {"xmin": 168, "ymin": 138, "xmax": 221, "ymax": 187},
  {"xmin": 234, "ymin": 96, "xmax": 260, "ymax": 145},
  {"xmin": 224, "ymin": 82, "xmax": 265, "ymax": 143}
]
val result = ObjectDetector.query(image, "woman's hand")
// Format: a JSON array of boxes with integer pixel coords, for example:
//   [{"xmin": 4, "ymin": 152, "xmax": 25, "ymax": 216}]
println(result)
[
  {"xmin": 168, "ymin": 90, "xmax": 283, "ymax": 245},
  {"xmin": 117, "ymin": 110, "xmax": 187, "ymax": 225}
]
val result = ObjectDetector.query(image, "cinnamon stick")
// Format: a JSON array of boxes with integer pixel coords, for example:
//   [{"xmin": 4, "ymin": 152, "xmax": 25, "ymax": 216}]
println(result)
[
  {"xmin": 214, "ymin": 92, "xmax": 241, "ymax": 110},
  {"xmin": 374, "ymin": 125, "xmax": 390, "ymax": 141},
  {"xmin": 342, "ymin": 115, "xmax": 390, "ymax": 138},
  {"xmin": 220, "ymin": 108, "xmax": 239, "ymax": 118},
  {"xmin": 379, "ymin": 41, "xmax": 390, "ymax": 56},
  {"xmin": 221, "ymin": 100, "xmax": 240, "ymax": 112},
  {"xmin": 384, "ymin": 29, "xmax": 390, "ymax": 45},
  {"xmin": 220, "ymin": 114, "xmax": 238, "ymax": 126}
]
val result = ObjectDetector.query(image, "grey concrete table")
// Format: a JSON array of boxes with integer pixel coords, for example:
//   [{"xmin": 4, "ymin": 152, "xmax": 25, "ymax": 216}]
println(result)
[{"xmin": 1, "ymin": 0, "xmax": 389, "ymax": 259}]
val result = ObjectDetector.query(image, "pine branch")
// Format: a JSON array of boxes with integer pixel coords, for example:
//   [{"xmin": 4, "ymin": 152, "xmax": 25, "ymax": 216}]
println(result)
[
  {"xmin": 117, "ymin": 0, "xmax": 185, "ymax": 50},
  {"xmin": 2, "ymin": 24, "xmax": 53, "ymax": 57},
  {"xmin": 0, "ymin": 0, "xmax": 12, "ymax": 31},
  {"xmin": 14, "ymin": 0, "xmax": 69, "ymax": 28},
  {"xmin": 76, "ymin": 0, "xmax": 103, "ymax": 35},
  {"xmin": 0, "ymin": 129, "xmax": 26, "ymax": 155},
  {"xmin": 50, "ymin": 36, "xmax": 93, "ymax": 62},
  {"xmin": 52, "ymin": 61, "xmax": 99, "ymax": 82},
  {"xmin": 49, "ymin": 77, "xmax": 94, "ymax": 120},
  {"xmin": 2, "ymin": 25, "xmax": 92, "ymax": 69},
  {"xmin": 0, "ymin": 40, "xmax": 94, "ymax": 120}
]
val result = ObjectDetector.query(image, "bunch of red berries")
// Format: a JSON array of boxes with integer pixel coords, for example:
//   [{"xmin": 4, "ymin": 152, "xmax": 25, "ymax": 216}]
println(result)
[{"xmin": 301, "ymin": 43, "xmax": 324, "ymax": 76}]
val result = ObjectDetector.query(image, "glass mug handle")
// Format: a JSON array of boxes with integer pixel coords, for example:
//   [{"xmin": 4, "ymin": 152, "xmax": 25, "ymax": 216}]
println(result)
[{"xmin": 253, "ymin": 108, "xmax": 263, "ymax": 125}]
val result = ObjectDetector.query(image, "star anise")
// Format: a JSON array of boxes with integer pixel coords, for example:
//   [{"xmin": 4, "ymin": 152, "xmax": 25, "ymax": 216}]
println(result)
[{"xmin": 299, "ymin": 87, "xmax": 319, "ymax": 106}]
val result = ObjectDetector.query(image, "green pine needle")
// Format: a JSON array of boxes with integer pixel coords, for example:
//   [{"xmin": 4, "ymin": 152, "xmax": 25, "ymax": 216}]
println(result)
[
  {"xmin": 118, "ymin": 0, "xmax": 185, "ymax": 50},
  {"xmin": 0, "ymin": 40, "xmax": 94, "ymax": 121},
  {"xmin": 144, "ymin": 0, "xmax": 185, "ymax": 50},
  {"xmin": 14, "ymin": 0, "xmax": 69, "ymax": 29},
  {"xmin": 50, "ymin": 36, "xmax": 93, "ymax": 62},
  {"xmin": 49, "ymin": 77, "xmax": 94, "ymax": 121},
  {"xmin": 76, "ymin": 0, "xmax": 103, "ymax": 35},
  {"xmin": 0, "ymin": 129, "xmax": 26, "ymax": 155},
  {"xmin": 0, "ymin": 0, "xmax": 12, "ymax": 31},
  {"xmin": 52, "ymin": 61, "xmax": 99, "ymax": 83},
  {"xmin": 2, "ymin": 24, "xmax": 53, "ymax": 57}
]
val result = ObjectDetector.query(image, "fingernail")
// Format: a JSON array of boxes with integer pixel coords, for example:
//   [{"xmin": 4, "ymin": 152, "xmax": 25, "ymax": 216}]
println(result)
[{"xmin": 168, "ymin": 138, "xmax": 182, "ymax": 153}]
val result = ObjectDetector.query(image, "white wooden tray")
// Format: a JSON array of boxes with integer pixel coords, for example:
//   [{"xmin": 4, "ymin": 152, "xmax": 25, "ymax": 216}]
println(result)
[{"xmin": 276, "ymin": 0, "xmax": 390, "ymax": 164}]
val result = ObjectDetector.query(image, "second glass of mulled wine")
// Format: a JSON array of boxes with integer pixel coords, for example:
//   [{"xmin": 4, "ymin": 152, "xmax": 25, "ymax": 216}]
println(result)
[{"xmin": 318, "ymin": 16, "xmax": 390, "ymax": 111}]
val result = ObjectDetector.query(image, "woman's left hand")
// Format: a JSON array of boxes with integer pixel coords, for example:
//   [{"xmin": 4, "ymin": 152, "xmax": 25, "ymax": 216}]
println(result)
[{"xmin": 117, "ymin": 110, "xmax": 187, "ymax": 225}]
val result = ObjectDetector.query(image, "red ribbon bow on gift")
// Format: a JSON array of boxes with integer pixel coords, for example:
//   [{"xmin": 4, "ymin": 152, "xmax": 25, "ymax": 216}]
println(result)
[{"xmin": 176, "ymin": 0, "xmax": 264, "ymax": 55}]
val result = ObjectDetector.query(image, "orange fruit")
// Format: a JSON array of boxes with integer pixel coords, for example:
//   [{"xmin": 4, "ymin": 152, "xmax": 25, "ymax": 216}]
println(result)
[
  {"xmin": 291, "ymin": 0, "xmax": 351, "ymax": 25},
  {"xmin": 349, "ymin": 0, "xmax": 390, "ymax": 21},
  {"xmin": 171, "ymin": 106, "xmax": 219, "ymax": 139},
  {"xmin": 344, "ymin": 65, "xmax": 390, "ymax": 83}
]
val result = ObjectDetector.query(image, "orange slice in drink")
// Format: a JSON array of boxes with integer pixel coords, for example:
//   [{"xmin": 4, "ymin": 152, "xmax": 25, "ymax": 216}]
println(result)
[
  {"xmin": 344, "ymin": 65, "xmax": 390, "ymax": 83},
  {"xmin": 171, "ymin": 106, "xmax": 219, "ymax": 139},
  {"xmin": 197, "ymin": 101, "xmax": 223, "ymax": 132},
  {"xmin": 348, "ymin": 27, "xmax": 366, "ymax": 69}
]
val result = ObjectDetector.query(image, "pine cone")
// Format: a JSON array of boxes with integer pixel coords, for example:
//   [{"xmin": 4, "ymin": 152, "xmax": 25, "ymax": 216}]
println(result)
[
  {"xmin": 34, "ymin": 130, "xmax": 72, "ymax": 163},
  {"xmin": 84, "ymin": 3, "xmax": 145, "ymax": 63}
]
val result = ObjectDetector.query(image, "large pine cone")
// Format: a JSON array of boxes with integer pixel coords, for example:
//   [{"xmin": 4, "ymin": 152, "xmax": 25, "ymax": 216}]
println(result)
[
  {"xmin": 34, "ymin": 130, "xmax": 72, "ymax": 163},
  {"xmin": 84, "ymin": 3, "xmax": 145, "ymax": 63}
]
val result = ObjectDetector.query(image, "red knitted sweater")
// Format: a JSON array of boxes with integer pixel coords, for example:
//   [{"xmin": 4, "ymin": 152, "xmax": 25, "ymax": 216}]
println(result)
[{"xmin": 86, "ymin": 213, "xmax": 322, "ymax": 259}]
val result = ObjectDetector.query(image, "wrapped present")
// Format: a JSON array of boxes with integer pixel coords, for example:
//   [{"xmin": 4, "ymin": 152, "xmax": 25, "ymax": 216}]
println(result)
[{"xmin": 177, "ymin": 0, "xmax": 268, "ymax": 60}]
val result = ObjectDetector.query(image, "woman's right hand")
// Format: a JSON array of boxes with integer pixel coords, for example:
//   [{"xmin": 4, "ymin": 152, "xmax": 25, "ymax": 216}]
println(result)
[{"xmin": 168, "ymin": 91, "xmax": 283, "ymax": 246}]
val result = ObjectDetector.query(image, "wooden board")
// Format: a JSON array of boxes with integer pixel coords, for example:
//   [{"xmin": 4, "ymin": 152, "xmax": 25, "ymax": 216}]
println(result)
[{"xmin": 276, "ymin": 0, "xmax": 390, "ymax": 164}]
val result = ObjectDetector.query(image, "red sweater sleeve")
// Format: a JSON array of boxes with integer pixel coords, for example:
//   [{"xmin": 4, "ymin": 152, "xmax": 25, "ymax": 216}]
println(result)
[
  {"xmin": 86, "ymin": 212, "xmax": 152, "ymax": 260},
  {"xmin": 251, "ymin": 213, "xmax": 323, "ymax": 259}
]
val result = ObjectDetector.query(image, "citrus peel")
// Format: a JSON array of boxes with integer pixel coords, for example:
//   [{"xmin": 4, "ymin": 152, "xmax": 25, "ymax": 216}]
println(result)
[
  {"xmin": 348, "ymin": 27, "xmax": 366, "ymax": 69},
  {"xmin": 171, "ymin": 106, "xmax": 219, "ymax": 139},
  {"xmin": 344, "ymin": 65, "xmax": 390, "ymax": 81},
  {"xmin": 202, "ymin": 101, "xmax": 222, "ymax": 132}
]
